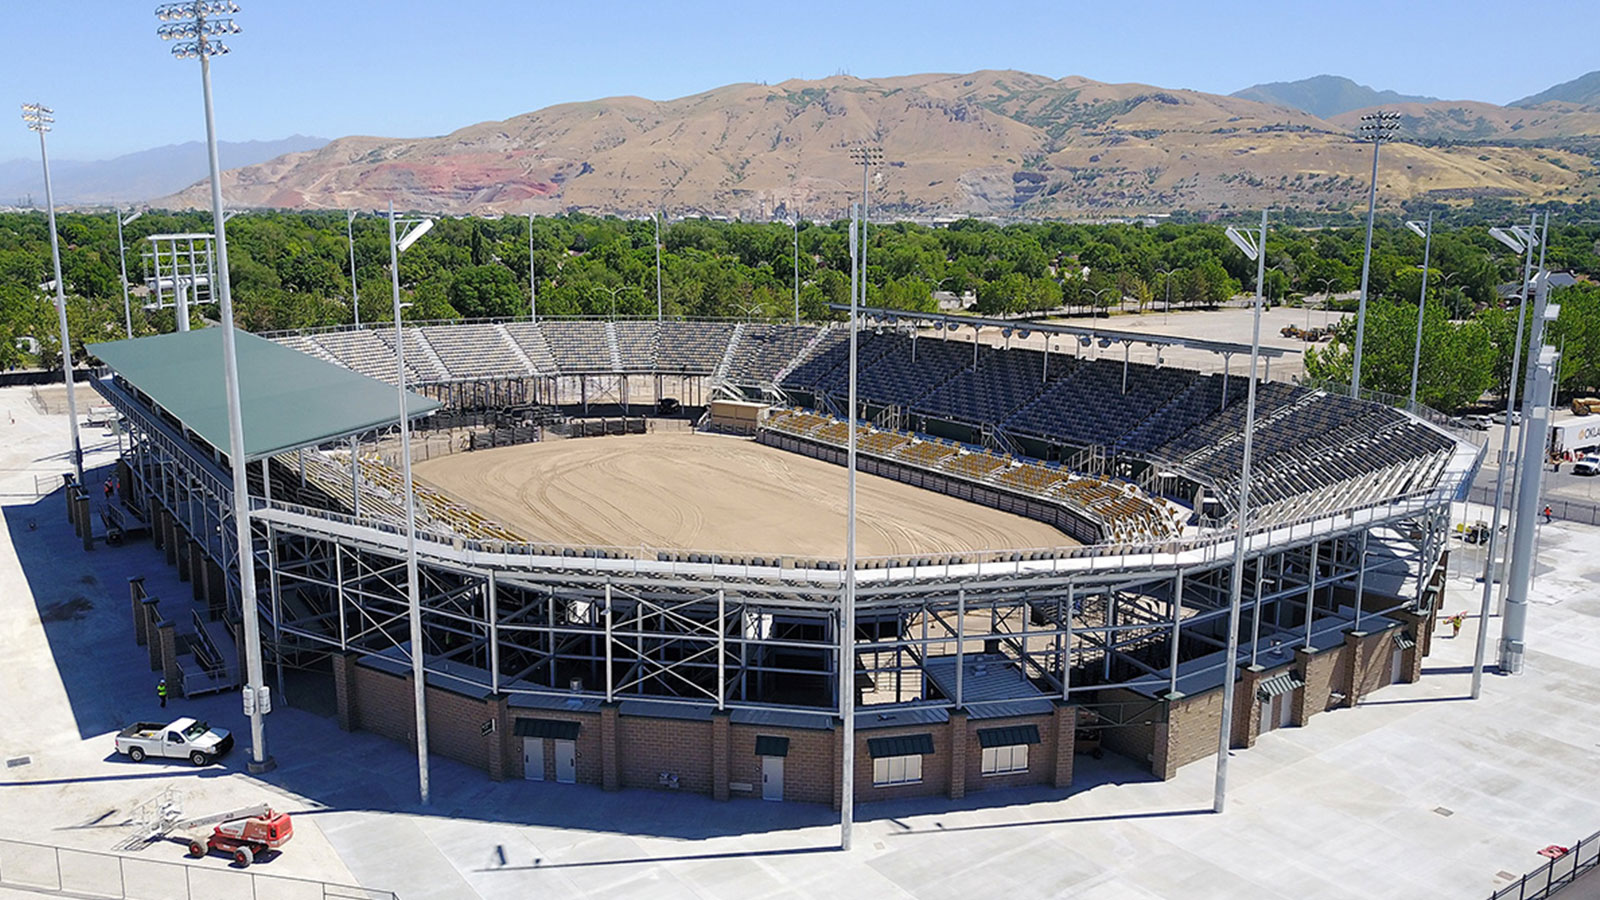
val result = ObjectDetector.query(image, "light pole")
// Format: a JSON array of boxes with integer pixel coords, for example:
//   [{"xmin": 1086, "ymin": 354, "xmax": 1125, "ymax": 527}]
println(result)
[
  {"xmin": 527, "ymin": 213, "xmax": 537, "ymax": 322},
  {"xmin": 593, "ymin": 283, "xmax": 635, "ymax": 319},
  {"xmin": 1349, "ymin": 110, "xmax": 1400, "ymax": 398},
  {"xmin": 346, "ymin": 210, "xmax": 360, "ymax": 327},
  {"xmin": 1086, "ymin": 287, "xmax": 1115, "ymax": 327},
  {"xmin": 116, "ymin": 209, "xmax": 143, "ymax": 339},
  {"xmin": 22, "ymin": 103, "xmax": 84, "ymax": 485},
  {"xmin": 1311, "ymin": 277, "xmax": 1336, "ymax": 330},
  {"xmin": 850, "ymin": 145, "xmax": 882, "ymax": 313},
  {"xmin": 1155, "ymin": 267, "xmax": 1177, "ymax": 326},
  {"xmin": 1471, "ymin": 215, "xmax": 1538, "ymax": 700},
  {"xmin": 839, "ymin": 201, "xmax": 861, "ymax": 852},
  {"xmin": 387, "ymin": 201, "xmax": 436, "ymax": 803},
  {"xmin": 155, "ymin": 0, "xmax": 272, "ymax": 772},
  {"xmin": 1215, "ymin": 210, "xmax": 1269, "ymax": 813},
  {"xmin": 792, "ymin": 212, "xmax": 801, "ymax": 325},
  {"xmin": 1405, "ymin": 213, "xmax": 1434, "ymax": 409},
  {"xmin": 654, "ymin": 211, "xmax": 663, "ymax": 322}
]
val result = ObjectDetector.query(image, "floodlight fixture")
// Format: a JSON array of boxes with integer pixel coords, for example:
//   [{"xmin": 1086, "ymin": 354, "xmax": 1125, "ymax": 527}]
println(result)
[
  {"xmin": 1405, "ymin": 220, "xmax": 1428, "ymax": 239},
  {"xmin": 1224, "ymin": 225, "xmax": 1259, "ymax": 261},
  {"xmin": 1488, "ymin": 227, "xmax": 1526, "ymax": 254},
  {"xmin": 1357, "ymin": 110, "xmax": 1402, "ymax": 143},
  {"xmin": 1350, "ymin": 110, "xmax": 1401, "ymax": 398},
  {"xmin": 396, "ymin": 217, "xmax": 434, "ymax": 253},
  {"xmin": 21, "ymin": 103, "xmax": 54, "ymax": 132},
  {"xmin": 122, "ymin": 210, "xmax": 144, "ymax": 227}
]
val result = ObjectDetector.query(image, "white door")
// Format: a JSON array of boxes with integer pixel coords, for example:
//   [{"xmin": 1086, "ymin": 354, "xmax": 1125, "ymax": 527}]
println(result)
[
  {"xmin": 1259, "ymin": 699, "xmax": 1274, "ymax": 735},
  {"xmin": 522, "ymin": 737, "xmax": 544, "ymax": 781},
  {"xmin": 1277, "ymin": 693, "xmax": 1293, "ymax": 728},
  {"xmin": 554, "ymin": 739, "xmax": 576, "ymax": 784},
  {"xmin": 761, "ymin": 755, "xmax": 784, "ymax": 801},
  {"xmin": 1390, "ymin": 648, "xmax": 1404, "ymax": 685}
]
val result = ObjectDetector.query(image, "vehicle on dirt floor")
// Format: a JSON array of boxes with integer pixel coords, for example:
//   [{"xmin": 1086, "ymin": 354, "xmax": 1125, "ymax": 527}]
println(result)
[{"xmin": 114, "ymin": 718, "xmax": 233, "ymax": 766}]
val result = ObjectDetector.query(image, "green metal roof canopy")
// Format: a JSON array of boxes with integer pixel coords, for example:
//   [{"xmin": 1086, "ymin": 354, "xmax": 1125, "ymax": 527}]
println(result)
[{"xmin": 89, "ymin": 328, "xmax": 441, "ymax": 462}]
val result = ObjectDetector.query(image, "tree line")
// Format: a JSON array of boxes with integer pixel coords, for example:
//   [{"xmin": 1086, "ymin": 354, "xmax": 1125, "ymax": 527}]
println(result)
[{"xmin": 1, "ymin": 208, "xmax": 1597, "ymax": 411}]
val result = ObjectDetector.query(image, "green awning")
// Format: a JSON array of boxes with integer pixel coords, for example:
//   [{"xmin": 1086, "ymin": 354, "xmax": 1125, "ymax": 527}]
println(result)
[
  {"xmin": 1256, "ymin": 670, "xmax": 1306, "ymax": 701},
  {"xmin": 867, "ymin": 734, "xmax": 934, "ymax": 758},
  {"xmin": 89, "ymin": 328, "xmax": 440, "ymax": 462},
  {"xmin": 976, "ymin": 725, "xmax": 1041, "ymax": 749},
  {"xmin": 754, "ymin": 735, "xmax": 790, "ymax": 757},
  {"xmin": 513, "ymin": 718, "xmax": 581, "ymax": 740}
]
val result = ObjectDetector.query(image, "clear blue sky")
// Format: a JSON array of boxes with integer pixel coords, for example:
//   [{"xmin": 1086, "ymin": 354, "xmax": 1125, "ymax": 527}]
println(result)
[{"xmin": 2, "ymin": 0, "xmax": 1594, "ymax": 162}]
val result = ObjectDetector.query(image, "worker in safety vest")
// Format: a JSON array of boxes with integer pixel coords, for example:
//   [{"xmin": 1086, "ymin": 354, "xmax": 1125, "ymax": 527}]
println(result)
[{"xmin": 157, "ymin": 679, "xmax": 168, "ymax": 708}]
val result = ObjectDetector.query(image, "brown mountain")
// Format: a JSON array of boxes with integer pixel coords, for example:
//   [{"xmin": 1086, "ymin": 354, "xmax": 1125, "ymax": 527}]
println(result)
[{"xmin": 159, "ymin": 70, "xmax": 1600, "ymax": 218}]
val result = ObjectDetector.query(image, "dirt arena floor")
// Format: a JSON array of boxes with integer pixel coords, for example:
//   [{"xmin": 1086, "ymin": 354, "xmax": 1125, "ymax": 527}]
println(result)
[{"xmin": 413, "ymin": 432, "xmax": 1074, "ymax": 557}]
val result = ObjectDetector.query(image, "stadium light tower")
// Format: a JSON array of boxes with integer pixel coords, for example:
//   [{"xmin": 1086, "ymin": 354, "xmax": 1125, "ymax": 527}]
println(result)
[
  {"xmin": 1470, "ymin": 214, "xmax": 1538, "ymax": 700},
  {"xmin": 1215, "ymin": 210, "xmax": 1268, "ymax": 814},
  {"xmin": 850, "ymin": 145, "xmax": 882, "ymax": 311},
  {"xmin": 1349, "ymin": 110, "xmax": 1400, "ymax": 398},
  {"xmin": 388, "ymin": 202, "xmax": 436, "ymax": 804},
  {"xmin": 1405, "ymin": 213, "xmax": 1434, "ymax": 409},
  {"xmin": 527, "ymin": 213, "xmax": 537, "ymax": 322},
  {"xmin": 155, "ymin": 0, "xmax": 275, "ymax": 773},
  {"xmin": 839, "ymin": 201, "xmax": 862, "ymax": 852},
  {"xmin": 346, "ymin": 210, "xmax": 360, "ymax": 327},
  {"xmin": 654, "ymin": 211, "xmax": 663, "ymax": 322},
  {"xmin": 22, "ymin": 102, "xmax": 84, "ymax": 485},
  {"xmin": 117, "ymin": 209, "xmax": 144, "ymax": 339}
]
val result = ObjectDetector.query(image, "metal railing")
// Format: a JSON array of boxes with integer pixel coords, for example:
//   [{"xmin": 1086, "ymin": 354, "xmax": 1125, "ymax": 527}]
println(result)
[
  {"xmin": 1490, "ymin": 830, "xmax": 1600, "ymax": 899},
  {"xmin": 0, "ymin": 837, "xmax": 396, "ymax": 900}
]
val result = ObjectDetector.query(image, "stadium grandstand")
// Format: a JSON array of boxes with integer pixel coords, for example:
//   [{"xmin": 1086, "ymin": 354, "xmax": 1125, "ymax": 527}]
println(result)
[{"xmin": 83, "ymin": 309, "xmax": 1481, "ymax": 809}]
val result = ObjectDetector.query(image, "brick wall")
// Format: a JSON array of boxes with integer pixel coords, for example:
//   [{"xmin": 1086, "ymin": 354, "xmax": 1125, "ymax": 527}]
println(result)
[
  {"xmin": 352, "ymin": 666, "xmax": 415, "ymax": 747},
  {"xmin": 618, "ymin": 715, "xmax": 713, "ymax": 794},
  {"xmin": 509, "ymin": 712, "xmax": 602, "ymax": 785},
  {"xmin": 1295, "ymin": 643, "xmax": 1345, "ymax": 725},
  {"xmin": 850, "ymin": 723, "xmax": 950, "ymax": 802},
  {"xmin": 727, "ymin": 724, "xmax": 835, "ymax": 805},
  {"xmin": 959, "ymin": 713, "xmax": 1056, "ymax": 794},
  {"xmin": 1162, "ymin": 687, "xmax": 1227, "ymax": 778},
  {"xmin": 1348, "ymin": 628, "xmax": 1398, "ymax": 704},
  {"xmin": 423, "ymin": 683, "xmax": 492, "ymax": 771}
]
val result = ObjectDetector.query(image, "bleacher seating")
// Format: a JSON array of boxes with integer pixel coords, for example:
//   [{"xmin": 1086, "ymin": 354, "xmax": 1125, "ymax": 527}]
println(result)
[
  {"xmin": 779, "ymin": 328, "xmax": 860, "ymax": 394},
  {"xmin": 612, "ymin": 321, "xmax": 659, "ymax": 371},
  {"xmin": 376, "ymin": 327, "xmax": 449, "ymax": 383},
  {"xmin": 313, "ymin": 329, "xmax": 417, "ymax": 384},
  {"xmin": 1007, "ymin": 360, "xmax": 1196, "ymax": 447},
  {"xmin": 916, "ymin": 345, "xmax": 1061, "ymax": 424},
  {"xmin": 854, "ymin": 334, "xmax": 974, "ymax": 408},
  {"xmin": 498, "ymin": 322, "xmax": 559, "ymax": 374},
  {"xmin": 540, "ymin": 320, "xmax": 613, "ymax": 371},
  {"xmin": 659, "ymin": 320, "xmax": 735, "ymax": 373},
  {"xmin": 724, "ymin": 324, "xmax": 821, "ymax": 385},
  {"xmin": 421, "ymin": 324, "xmax": 530, "ymax": 379}
]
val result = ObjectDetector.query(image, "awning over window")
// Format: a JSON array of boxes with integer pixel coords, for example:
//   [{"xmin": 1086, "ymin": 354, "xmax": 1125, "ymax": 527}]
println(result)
[
  {"xmin": 1256, "ymin": 671, "xmax": 1306, "ymax": 702},
  {"xmin": 976, "ymin": 725, "xmax": 1041, "ymax": 749},
  {"xmin": 513, "ymin": 718, "xmax": 580, "ymax": 740},
  {"xmin": 867, "ymin": 734, "xmax": 935, "ymax": 757},
  {"xmin": 754, "ymin": 735, "xmax": 790, "ymax": 757}
]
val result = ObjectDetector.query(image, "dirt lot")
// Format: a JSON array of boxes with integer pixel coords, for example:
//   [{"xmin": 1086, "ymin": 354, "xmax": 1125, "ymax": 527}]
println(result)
[{"xmin": 413, "ymin": 432, "xmax": 1073, "ymax": 557}]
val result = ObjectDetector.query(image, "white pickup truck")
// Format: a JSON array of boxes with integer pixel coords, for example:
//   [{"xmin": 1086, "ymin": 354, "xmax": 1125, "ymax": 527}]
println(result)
[{"xmin": 114, "ymin": 718, "xmax": 234, "ymax": 766}]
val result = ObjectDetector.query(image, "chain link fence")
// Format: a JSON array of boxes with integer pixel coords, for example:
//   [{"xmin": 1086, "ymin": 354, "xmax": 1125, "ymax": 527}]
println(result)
[
  {"xmin": 0, "ymin": 837, "xmax": 396, "ymax": 900},
  {"xmin": 1463, "ymin": 482, "xmax": 1600, "ymax": 526}
]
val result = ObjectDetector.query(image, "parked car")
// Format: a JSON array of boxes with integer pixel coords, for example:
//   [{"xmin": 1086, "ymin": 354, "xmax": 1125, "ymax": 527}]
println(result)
[
  {"xmin": 1463, "ymin": 414, "xmax": 1493, "ymax": 431},
  {"xmin": 114, "ymin": 718, "xmax": 233, "ymax": 766},
  {"xmin": 1575, "ymin": 454, "xmax": 1600, "ymax": 476},
  {"xmin": 1490, "ymin": 410, "xmax": 1523, "ymax": 426}
]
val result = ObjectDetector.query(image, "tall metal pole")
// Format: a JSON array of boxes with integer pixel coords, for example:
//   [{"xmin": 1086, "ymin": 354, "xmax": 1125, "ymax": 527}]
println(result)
[
  {"xmin": 654, "ymin": 211, "xmax": 663, "ymax": 322},
  {"xmin": 1350, "ymin": 112, "xmax": 1398, "ymax": 398},
  {"xmin": 184, "ymin": 13, "xmax": 271, "ymax": 771},
  {"xmin": 389, "ymin": 201, "xmax": 430, "ymax": 804},
  {"xmin": 1408, "ymin": 211, "xmax": 1433, "ymax": 409},
  {"xmin": 346, "ymin": 210, "xmax": 360, "ymax": 327},
  {"xmin": 1215, "ymin": 209, "xmax": 1266, "ymax": 814},
  {"xmin": 1500, "ymin": 279, "xmax": 1554, "ymax": 677},
  {"xmin": 839, "ymin": 202, "xmax": 859, "ymax": 851},
  {"xmin": 25, "ymin": 107, "xmax": 84, "ymax": 485},
  {"xmin": 1471, "ymin": 213, "xmax": 1537, "ymax": 699},
  {"xmin": 793, "ymin": 214, "xmax": 800, "ymax": 325},
  {"xmin": 116, "ymin": 210, "xmax": 135, "ymax": 339},
  {"xmin": 527, "ymin": 212, "xmax": 537, "ymax": 322}
]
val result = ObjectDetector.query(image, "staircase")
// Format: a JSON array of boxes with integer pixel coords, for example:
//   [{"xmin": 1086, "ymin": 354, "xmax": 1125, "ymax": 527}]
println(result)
[
  {"xmin": 411, "ymin": 330, "xmax": 449, "ymax": 381},
  {"xmin": 495, "ymin": 322, "xmax": 538, "ymax": 376},
  {"xmin": 775, "ymin": 325, "xmax": 831, "ymax": 385},
  {"xmin": 604, "ymin": 322, "xmax": 623, "ymax": 371},
  {"xmin": 713, "ymin": 323, "xmax": 745, "ymax": 384}
]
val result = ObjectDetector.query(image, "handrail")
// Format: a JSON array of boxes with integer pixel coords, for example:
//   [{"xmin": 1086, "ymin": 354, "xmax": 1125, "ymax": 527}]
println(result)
[{"xmin": 1490, "ymin": 829, "xmax": 1600, "ymax": 900}]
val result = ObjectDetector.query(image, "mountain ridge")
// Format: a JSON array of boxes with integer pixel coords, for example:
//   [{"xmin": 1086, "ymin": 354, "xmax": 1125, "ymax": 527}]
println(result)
[
  {"xmin": 0, "ymin": 135, "xmax": 329, "ymax": 206},
  {"xmin": 1230, "ymin": 75, "xmax": 1439, "ymax": 119},
  {"xmin": 153, "ymin": 70, "xmax": 1600, "ymax": 219}
]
